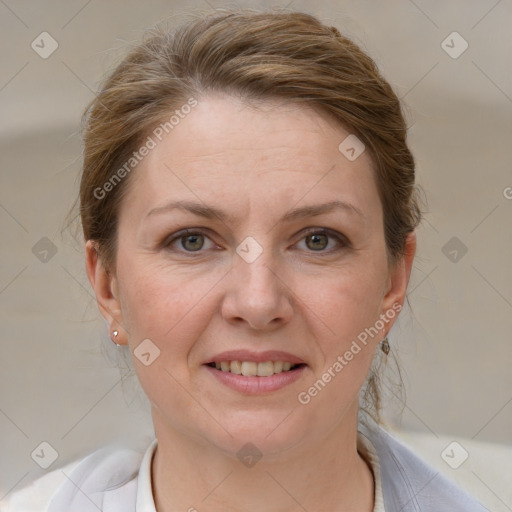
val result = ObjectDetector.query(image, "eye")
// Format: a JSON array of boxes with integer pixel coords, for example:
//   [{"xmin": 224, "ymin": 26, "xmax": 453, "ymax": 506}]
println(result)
[
  {"xmin": 165, "ymin": 229, "xmax": 216, "ymax": 253},
  {"xmin": 163, "ymin": 227, "xmax": 349, "ymax": 255},
  {"xmin": 296, "ymin": 229, "xmax": 348, "ymax": 253}
]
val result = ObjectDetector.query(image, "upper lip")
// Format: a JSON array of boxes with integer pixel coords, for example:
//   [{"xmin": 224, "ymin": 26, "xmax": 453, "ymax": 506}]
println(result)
[{"xmin": 204, "ymin": 350, "xmax": 306, "ymax": 365}]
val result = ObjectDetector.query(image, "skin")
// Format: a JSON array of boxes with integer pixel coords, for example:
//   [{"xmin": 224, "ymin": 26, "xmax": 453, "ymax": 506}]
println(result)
[{"xmin": 86, "ymin": 93, "xmax": 416, "ymax": 511}]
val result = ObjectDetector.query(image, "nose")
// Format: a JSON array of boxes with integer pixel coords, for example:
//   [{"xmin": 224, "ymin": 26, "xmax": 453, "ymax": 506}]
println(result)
[{"xmin": 221, "ymin": 253, "xmax": 294, "ymax": 331}]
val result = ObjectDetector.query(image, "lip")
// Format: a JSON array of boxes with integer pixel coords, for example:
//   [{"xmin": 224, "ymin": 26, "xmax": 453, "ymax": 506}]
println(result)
[
  {"xmin": 204, "ymin": 363, "xmax": 307, "ymax": 395},
  {"xmin": 203, "ymin": 349, "xmax": 306, "ymax": 365}
]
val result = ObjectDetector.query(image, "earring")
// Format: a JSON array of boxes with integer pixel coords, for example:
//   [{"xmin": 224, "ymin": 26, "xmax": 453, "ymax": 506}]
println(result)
[
  {"xmin": 112, "ymin": 329, "xmax": 120, "ymax": 347},
  {"xmin": 380, "ymin": 337, "xmax": 390, "ymax": 355}
]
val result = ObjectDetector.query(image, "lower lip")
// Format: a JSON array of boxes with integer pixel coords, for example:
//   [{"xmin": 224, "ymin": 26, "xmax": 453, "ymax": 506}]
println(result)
[{"xmin": 204, "ymin": 364, "xmax": 307, "ymax": 394}]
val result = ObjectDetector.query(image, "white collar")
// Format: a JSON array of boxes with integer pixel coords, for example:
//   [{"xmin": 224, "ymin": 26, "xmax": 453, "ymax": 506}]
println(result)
[{"xmin": 136, "ymin": 438, "xmax": 158, "ymax": 512}]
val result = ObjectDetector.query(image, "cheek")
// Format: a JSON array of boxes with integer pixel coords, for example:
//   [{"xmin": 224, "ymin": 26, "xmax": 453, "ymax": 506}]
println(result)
[
  {"xmin": 294, "ymin": 270, "xmax": 384, "ymax": 413},
  {"xmin": 117, "ymin": 257, "xmax": 218, "ymax": 348},
  {"xmin": 116, "ymin": 261, "xmax": 215, "ymax": 404},
  {"xmin": 301, "ymin": 263, "xmax": 386, "ymax": 342}
]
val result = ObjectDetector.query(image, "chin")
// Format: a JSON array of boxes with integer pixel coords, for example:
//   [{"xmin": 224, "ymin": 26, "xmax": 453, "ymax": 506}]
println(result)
[{"xmin": 206, "ymin": 409, "xmax": 313, "ymax": 459}]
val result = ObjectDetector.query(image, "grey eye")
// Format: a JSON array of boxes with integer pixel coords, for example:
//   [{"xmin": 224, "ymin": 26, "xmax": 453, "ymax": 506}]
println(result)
[
  {"xmin": 180, "ymin": 234, "xmax": 205, "ymax": 251},
  {"xmin": 305, "ymin": 233, "xmax": 329, "ymax": 251}
]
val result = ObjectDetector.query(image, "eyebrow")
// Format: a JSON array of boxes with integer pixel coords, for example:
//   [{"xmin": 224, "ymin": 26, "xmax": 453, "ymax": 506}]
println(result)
[{"xmin": 146, "ymin": 199, "xmax": 365, "ymax": 223}]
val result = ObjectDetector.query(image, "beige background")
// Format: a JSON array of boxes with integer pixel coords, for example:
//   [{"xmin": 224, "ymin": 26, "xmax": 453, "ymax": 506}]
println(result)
[{"xmin": 1, "ymin": 0, "xmax": 511, "ymax": 508}]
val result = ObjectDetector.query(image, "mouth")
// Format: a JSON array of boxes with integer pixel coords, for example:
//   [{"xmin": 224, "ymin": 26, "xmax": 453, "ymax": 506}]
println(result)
[
  {"xmin": 203, "ymin": 350, "xmax": 308, "ymax": 394},
  {"xmin": 206, "ymin": 360, "xmax": 307, "ymax": 377}
]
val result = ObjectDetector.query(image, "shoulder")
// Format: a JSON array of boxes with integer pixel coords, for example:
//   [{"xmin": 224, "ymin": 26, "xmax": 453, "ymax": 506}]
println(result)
[
  {"xmin": 359, "ymin": 417, "xmax": 488, "ymax": 512},
  {"xmin": 1, "ymin": 458, "xmax": 80, "ymax": 512},
  {"xmin": 1, "ymin": 442, "xmax": 147, "ymax": 512}
]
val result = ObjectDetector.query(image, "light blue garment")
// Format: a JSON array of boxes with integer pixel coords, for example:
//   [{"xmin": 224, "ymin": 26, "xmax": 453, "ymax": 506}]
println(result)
[
  {"xmin": 357, "ymin": 417, "xmax": 488, "ymax": 511},
  {"xmin": 7, "ymin": 417, "xmax": 488, "ymax": 511}
]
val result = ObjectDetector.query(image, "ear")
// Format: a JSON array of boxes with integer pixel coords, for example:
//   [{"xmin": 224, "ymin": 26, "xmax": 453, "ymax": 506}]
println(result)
[
  {"xmin": 380, "ymin": 231, "xmax": 417, "ymax": 334},
  {"xmin": 85, "ymin": 240, "xmax": 128, "ymax": 345}
]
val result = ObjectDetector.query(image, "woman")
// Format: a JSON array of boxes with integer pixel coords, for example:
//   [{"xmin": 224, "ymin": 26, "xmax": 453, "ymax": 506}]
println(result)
[{"xmin": 5, "ymin": 8, "xmax": 487, "ymax": 512}]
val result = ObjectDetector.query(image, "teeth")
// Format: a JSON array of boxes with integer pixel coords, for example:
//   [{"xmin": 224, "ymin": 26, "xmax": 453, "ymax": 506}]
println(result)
[
  {"xmin": 241, "ymin": 361, "xmax": 257, "ymax": 376},
  {"xmin": 230, "ymin": 360, "xmax": 242, "ymax": 374},
  {"xmin": 213, "ymin": 360, "xmax": 299, "ymax": 376},
  {"xmin": 257, "ymin": 361, "xmax": 274, "ymax": 377}
]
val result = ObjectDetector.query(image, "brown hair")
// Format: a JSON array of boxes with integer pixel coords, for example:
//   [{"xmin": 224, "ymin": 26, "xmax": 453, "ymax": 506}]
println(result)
[{"xmin": 75, "ymin": 7, "xmax": 423, "ymax": 420}]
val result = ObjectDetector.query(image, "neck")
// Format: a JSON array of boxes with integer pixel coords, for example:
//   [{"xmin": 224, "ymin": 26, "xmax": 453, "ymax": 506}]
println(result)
[{"xmin": 150, "ymin": 404, "xmax": 374, "ymax": 512}]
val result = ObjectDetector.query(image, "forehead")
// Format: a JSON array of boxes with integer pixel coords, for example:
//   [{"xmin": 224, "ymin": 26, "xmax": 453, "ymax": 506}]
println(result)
[
  {"xmin": 142, "ymin": 95, "xmax": 367, "ymax": 165},
  {"xmin": 122, "ymin": 94, "xmax": 380, "ymax": 223}
]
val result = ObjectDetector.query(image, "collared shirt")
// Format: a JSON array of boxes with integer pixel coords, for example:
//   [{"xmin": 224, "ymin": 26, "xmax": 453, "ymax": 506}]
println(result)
[{"xmin": 2, "ymin": 417, "xmax": 487, "ymax": 511}]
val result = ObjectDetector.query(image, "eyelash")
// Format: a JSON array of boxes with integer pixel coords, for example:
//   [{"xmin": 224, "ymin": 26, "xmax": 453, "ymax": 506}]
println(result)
[{"xmin": 162, "ymin": 228, "xmax": 350, "ymax": 256}]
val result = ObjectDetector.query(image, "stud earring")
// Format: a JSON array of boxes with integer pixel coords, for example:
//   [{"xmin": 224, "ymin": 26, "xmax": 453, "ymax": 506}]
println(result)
[
  {"xmin": 112, "ymin": 329, "xmax": 120, "ymax": 347},
  {"xmin": 380, "ymin": 337, "xmax": 390, "ymax": 355}
]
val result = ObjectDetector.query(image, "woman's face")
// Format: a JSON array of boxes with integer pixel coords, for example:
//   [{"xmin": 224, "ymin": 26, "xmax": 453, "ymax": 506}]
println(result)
[{"xmin": 87, "ymin": 94, "xmax": 415, "ymax": 456}]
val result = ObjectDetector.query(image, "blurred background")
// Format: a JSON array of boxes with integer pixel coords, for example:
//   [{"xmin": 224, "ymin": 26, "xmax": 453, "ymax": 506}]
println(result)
[{"xmin": 1, "ymin": 0, "xmax": 511, "ymax": 509}]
